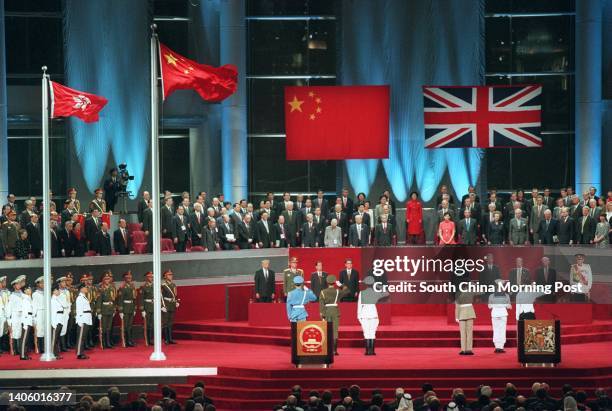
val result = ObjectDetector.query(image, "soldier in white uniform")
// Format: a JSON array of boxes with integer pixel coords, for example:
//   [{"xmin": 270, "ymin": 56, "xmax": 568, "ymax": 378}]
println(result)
[
  {"xmin": 20, "ymin": 285, "xmax": 34, "ymax": 360},
  {"xmin": 32, "ymin": 276, "xmax": 46, "ymax": 353},
  {"xmin": 6, "ymin": 275, "xmax": 26, "ymax": 355},
  {"xmin": 56, "ymin": 277, "xmax": 71, "ymax": 352},
  {"xmin": 0, "ymin": 275, "xmax": 9, "ymax": 353},
  {"xmin": 488, "ymin": 280, "xmax": 512, "ymax": 353},
  {"xmin": 455, "ymin": 290, "xmax": 476, "ymax": 355},
  {"xmin": 357, "ymin": 276, "xmax": 389, "ymax": 356},
  {"xmin": 569, "ymin": 253, "xmax": 592, "ymax": 302},
  {"xmin": 75, "ymin": 284, "xmax": 92, "ymax": 359},
  {"xmin": 50, "ymin": 286, "xmax": 64, "ymax": 359}
]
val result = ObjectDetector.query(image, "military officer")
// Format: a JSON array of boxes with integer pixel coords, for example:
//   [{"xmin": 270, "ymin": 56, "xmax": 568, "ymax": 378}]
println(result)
[
  {"xmin": 65, "ymin": 273, "xmax": 79, "ymax": 348},
  {"xmin": 89, "ymin": 188, "xmax": 107, "ymax": 213},
  {"xmin": 358, "ymin": 276, "xmax": 389, "ymax": 356},
  {"xmin": 96, "ymin": 271, "xmax": 117, "ymax": 348},
  {"xmin": 455, "ymin": 290, "xmax": 477, "ymax": 355},
  {"xmin": 488, "ymin": 279, "xmax": 511, "ymax": 353},
  {"xmin": 67, "ymin": 188, "xmax": 81, "ymax": 214},
  {"xmin": 117, "ymin": 271, "xmax": 137, "ymax": 347},
  {"xmin": 139, "ymin": 271, "xmax": 154, "ymax": 345},
  {"xmin": 75, "ymin": 284, "xmax": 92, "ymax": 359},
  {"xmin": 0, "ymin": 275, "xmax": 10, "ymax": 353},
  {"xmin": 50, "ymin": 286, "xmax": 64, "ymax": 359},
  {"xmin": 283, "ymin": 257, "xmax": 304, "ymax": 300},
  {"xmin": 1, "ymin": 210, "xmax": 20, "ymax": 255},
  {"xmin": 20, "ymin": 285, "xmax": 34, "ymax": 360},
  {"xmin": 286, "ymin": 276, "xmax": 317, "ymax": 322},
  {"xmin": 56, "ymin": 276, "xmax": 71, "ymax": 352},
  {"xmin": 319, "ymin": 275, "xmax": 350, "ymax": 355},
  {"xmin": 7, "ymin": 275, "xmax": 26, "ymax": 355},
  {"xmin": 32, "ymin": 276, "xmax": 46, "ymax": 353},
  {"xmin": 82, "ymin": 273, "xmax": 98, "ymax": 348},
  {"xmin": 161, "ymin": 270, "xmax": 179, "ymax": 344}
]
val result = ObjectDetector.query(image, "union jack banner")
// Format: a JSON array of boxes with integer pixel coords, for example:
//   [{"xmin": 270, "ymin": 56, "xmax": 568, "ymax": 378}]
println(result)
[{"xmin": 423, "ymin": 85, "xmax": 542, "ymax": 148}]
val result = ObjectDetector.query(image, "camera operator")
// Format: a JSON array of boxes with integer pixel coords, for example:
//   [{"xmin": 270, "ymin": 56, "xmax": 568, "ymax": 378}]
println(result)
[{"xmin": 104, "ymin": 168, "xmax": 121, "ymax": 212}]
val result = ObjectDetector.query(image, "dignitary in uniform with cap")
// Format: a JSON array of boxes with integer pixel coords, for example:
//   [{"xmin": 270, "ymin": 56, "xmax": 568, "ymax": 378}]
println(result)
[
  {"xmin": 89, "ymin": 188, "xmax": 107, "ymax": 213},
  {"xmin": 96, "ymin": 271, "xmax": 117, "ymax": 348},
  {"xmin": 117, "ymin": 271, "xmax": 137, "ymax": 347},
  {"xmin": 139, "ymin": 271, "xmax": 154, "ymax": 345},
  {"xmin": 161, "ymin": 270, "xmax": 179, "ymax": 344},
  {"xmin": 7, "ymin": 275, "xmax": 26, "ymax": 355},
  {"xmin": 455, "ymin": 289, "xmax": 477, "ymax": 355},
  {"xmin": 283, "ymin": 257, "xmax": 304, "ymax": 300},
  {"xmin": 358, "ymin": 276, "xmax": 389, "ymax": 356},
  {"xmin": 0, "ymin": 275, "xmax": 10, "ymax": 352},
  {"xmin": 0, "ymin": 209, "xmax": 20, "ymax": 256},
  {"xmin": 75, "ymin": 284, "xmax": 92, "ymax": 359},
  {"xmin": 488, "ymin": 279, "xmax": 512, "ymax": 353},
  {"xmin": 32, "ymin": 276, "xmax": 46, "ymax": 353},
  {"xmin": 286, "ymin": 276, "xmax": 317, "ymax": 322},
  {"xmin": 319, "ymin": 275, "xmax": 350, "ymax": 355},
  {"xmin": 570, "ymin": 253, "xmax": 592, "ymax": 302},
  {"xmin": 19, "ymin": 285, "xmax": 34, "ymax": 360}
]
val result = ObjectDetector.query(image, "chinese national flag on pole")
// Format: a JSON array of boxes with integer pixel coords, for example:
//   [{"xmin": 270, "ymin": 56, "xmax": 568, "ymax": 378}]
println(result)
[
  {"xmin": 284, "ymin": 86, "xmax": 389, "ymax": 160},
  {"xmin": 50, "ymin": 81, "xmax": 108, "ymax": 123},
  {"xmin": 159, "ymin": 43, "xmax": 238, "ymax": 102}
]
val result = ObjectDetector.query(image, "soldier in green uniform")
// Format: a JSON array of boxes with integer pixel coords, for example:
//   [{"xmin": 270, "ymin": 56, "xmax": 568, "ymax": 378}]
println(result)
[
  {"xmin": 283, "ymin": 257, "xmax": 304, "ymax": 300},
  {"xmin": 319, "ymin": 275, "xmax": 350, "ymax": 355},
  {"xmin": 139, "ymin": 271, "xmax": 154, "ymax": 345},
  {"xmin": 65, "ymin": 273, "xmax": 79, "ymax": 348},
  {"xmin": 95, "ymin": 271, "xmax": 117, "ymax": 349},
  {"xmin": 161, "ymin": 270, "xmax": 179, "ymax": 344},
  {"xmin": 117, "ymin": 271, "xmax": 137, "ymax": 347},
  {"xmin": 0, "ymin": 210, "xmax": 20, "ymax": 255},
  {"xmin": 82, "ymin": 273, "xmax": 98, "ymax": 349}
]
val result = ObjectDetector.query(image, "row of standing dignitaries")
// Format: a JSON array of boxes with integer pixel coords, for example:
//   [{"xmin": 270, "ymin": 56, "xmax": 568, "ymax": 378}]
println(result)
[{"xmin": 0, "ymin": 269, "xmax": 179, "ymax": 360}]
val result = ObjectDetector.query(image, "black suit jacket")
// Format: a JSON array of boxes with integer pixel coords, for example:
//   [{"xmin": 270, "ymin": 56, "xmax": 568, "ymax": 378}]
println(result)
[
  {"xmin": 280, "ymin": 210, "xmax": 300, "ymax": 240},
  {"xmin": 557, "ymin": 217, "xmax": 574, "ymax": 244},
  {"xmin": 509, "ymin": 268, "xmax": 531, "ymax": 286},
  {"xmin": 137, "ymin": 199, "xmax": 148, "ymax": 223},
  {"xmin": 256, "ymin": 220, "xmax": 273, "ymax": 248},
  {"xmin": 352, "ymin": 212, "xmax": 371, "ymax": 227},
  {"xmin": 26, "ymin": 222, "xmax": 42, "ymax": 252},
  {"xmin": 348, "ymin": 223, "xmax": 369, "ymax": 246},
  {"xmin": 171, "ymin": 214, "xmax": 189, "ymax": 241},
  {"xmin": 236, "ymin": 221, "xmax": 253, "ymax": 249},
  {"xmin": 94, "ymin": 231, "xmax": 112, "ymax": 255},
  {"xmin": 576, "ymin": 216, "xmax": 596, "ymax": 244},
  {"xmin": 254, "ymin": 268, "xmax": 275, "ymax": 298},
  {"xmin": 479, "ymin": 264, "xmax": 501, "ymax": 287},
  {"xmin": 309, "ymin": 271, "xmax": 328, "ymax": 299},
  {"xmin": 535, "ymin": 267, "xmax": 557, "ymax": 286},
  {"xmin": 190, "ymin": 212, "xmax": 206, "ymax": 240},
  {"xmin": 203, "ymin": 227, "xmax": 219, "ymax": 251},
  {"xmin": 58, "ymin": 228, "xmax": 75, "ymax": 257},
  {"xmin": 85, "ymin": 217, "xmax": 101, "ymax": 243},
  {"xmin": 161, "ymin": 206, "xmax": 174, "ymax": 236},
  {"xmin": 218, "ymin": 221, "xmax": 236, "ymax": 247},
  {"xmin": 339, "ymin": 269, "xmax": 360, "ymax": 297},
  {"xmin": 301, "ymin": 222, "xmax": 318, "ymax": 247},
  {"xmin": 312, "ymin": 197, "xmax": 329, "ymax": 216},
  {"xmin": 50, "ymin": 229, "xmax": 60, "ymax": 258},
  {"xmin": 374, "ymin": 223, "xmax": 393, "ymax": 246},
  {"xmin": 339, "ymin": 197, "xmax": 354, "ymax": 214},
  {"xmin": 328, "ymin": 211, "xmax": 349, "ymax": 237},
  {"xmin": 537, "ymin": 218, "xmax": 558, "ymax": 244},
  {"xmin": 273, "ymin": 223, "xmax": 294, "ymax": 247},
  {"xmin": 142, "ymin": 208, "xmax": 153, "ymax": 233},
  {"xmin": 113, "ymin": 228, "xmax": 131, "ymax": 255}
]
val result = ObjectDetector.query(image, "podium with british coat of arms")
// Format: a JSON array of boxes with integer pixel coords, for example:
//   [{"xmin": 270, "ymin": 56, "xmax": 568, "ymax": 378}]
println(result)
[
  {"xmin": 517, "ymin": 319, "xmax": 561, "ymax": 367},
  {"xmin": 291, "ymin": 321, "xmax": 334, "ymax": 368}
]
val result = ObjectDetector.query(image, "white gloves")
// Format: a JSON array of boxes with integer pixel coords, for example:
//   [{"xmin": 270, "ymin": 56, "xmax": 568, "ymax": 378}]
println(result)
[
  {"xmin": 336, "ymin": 281, "xmax": 342, "ymax": 287},
  {"xmin": 97, "ymin": 314, "xmax": 102, "ymax": 320},
  {"xmin": 161, "ymin": 307, "xmax": 167, "ymax": 313},
  {"xmin": 119, "ymin": 313, "xmax": 124, "ymax": 319},
  {"xmin": 303, "ymin": 286, "xmax": 309, "ymax": 291},
  {"xmin": 176, "ymin": 303, "xmax": 180, "ymax": 308},
  {"xmin": 141, "ymin": 311, "xmax": 146, "ymax": 319}
]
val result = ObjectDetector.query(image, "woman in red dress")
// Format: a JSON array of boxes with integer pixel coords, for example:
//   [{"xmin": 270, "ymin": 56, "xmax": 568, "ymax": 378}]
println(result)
[
  {"xmin": 405, "ymin": 191, "xmax": 424, "ymax": 244},
  {"xmin": 438, "ymin": 212, "xmax": 456, "ymax": 245}
]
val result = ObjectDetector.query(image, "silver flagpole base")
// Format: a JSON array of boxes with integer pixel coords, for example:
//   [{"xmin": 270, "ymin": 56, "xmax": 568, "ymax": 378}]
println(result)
[
  {"xmin": 149, "ymin": 351, "xmax": 167, "ymax": 361},
  {"xmin": 39, "ymin": 353, "xmax": 56, "ymax": 362}
]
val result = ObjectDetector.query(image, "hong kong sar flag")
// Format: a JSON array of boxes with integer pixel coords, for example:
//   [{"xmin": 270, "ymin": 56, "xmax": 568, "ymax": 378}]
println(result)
[
  {"xmin": 284, "ymin": 86, "xmax": 389, "ymax": 160},
  {"xmin": 50, "ymin": 81, "xmax": 108, "ymax": 123}
]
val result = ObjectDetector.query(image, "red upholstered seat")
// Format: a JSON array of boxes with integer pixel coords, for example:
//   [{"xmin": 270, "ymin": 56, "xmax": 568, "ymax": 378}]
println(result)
[
  {"xmin": 85, "ymin": 250, "xmax": 97, "ymax": 256},
  {"xmin": 128, "ymin": 222, "xmax": 142, "ymax": 233},
  {"xmin": 161, "ymin": 238, "xmax": 175, "ymax": 253},
  {"xmin": 190, "ymin": 246, "xmax": 205, "ymax": 252},
  {"xmin": 131, "ymin": 230, "xmax": 146, "ymax": 243},
  {"xmin": 133, "ymin": 242, "xmax": 148, "ymax": 254}
]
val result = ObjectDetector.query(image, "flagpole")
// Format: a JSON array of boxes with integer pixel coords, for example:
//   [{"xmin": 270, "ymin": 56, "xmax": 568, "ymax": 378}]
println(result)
[
  {"xmin": 149, "ymin": 24, "xmax": 166, "ymax": 361},
  {"xmin": 40, "ymin": 66, "xmax": 55, "ymax": 361}
]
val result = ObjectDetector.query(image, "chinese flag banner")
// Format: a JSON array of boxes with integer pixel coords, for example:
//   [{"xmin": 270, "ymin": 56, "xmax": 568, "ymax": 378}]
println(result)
[
  {"xmin": 50, "ymin": 81, "xmax": 108, "ymax": 123},
  {"xmin": 159, "ymin": 42, "xmax": 238, "ymax": 102},
  {"xmin": 284, "ymin": 86, "xmax": 390, "ymax": 160}
]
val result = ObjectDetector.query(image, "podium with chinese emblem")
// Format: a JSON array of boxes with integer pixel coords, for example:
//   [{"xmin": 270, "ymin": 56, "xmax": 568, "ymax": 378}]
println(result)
[
  {"xmin": 291, "ymin": 321, "xmax": 334, "ymax": 368},
  {"xmin": 517, "ymin": 319, "xmax": 561, "ymax": 367}
]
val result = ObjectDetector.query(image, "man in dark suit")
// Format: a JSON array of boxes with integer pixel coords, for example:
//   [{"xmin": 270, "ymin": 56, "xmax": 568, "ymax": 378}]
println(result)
[
  {"xmin": 85, "ymin": 209, "xmax": 102, "ymax": 250},
  {"xmin": 480, "ymin": 203, "xmax": 498, "ymax": 243},
  {"xmin": 112, "ymin": 218, "xmax": 132, "ymax": 255},
  {"xmin": 280, "ymin": 202, "xmax": 300, "ymax": 246},
  {"xmin": 542, "ymin": 188, "xmax": 555, "ymax": 209},
  {"xmin": 94, "ymin": 222, "xmax": 112, "ymax": 256},
  {"xmin": 535, "ymin": 257, "xmax": 557, "ymax": 302},
  {"xmin": 352, "ymin": 203, "xmax": 371, "ymax": 228},
  {"xmin": 479, "ymin": 253, "xmax": 501, "ymax": 288},
  {"xmin": 509, "ymin": 258, "xmax": 531, "ymax": 286},
  {"xmin": 313, "ymin": 190, "xmax": 329, "ymax": 217},
  {"xmin": 256, "ymin": 212, "xmax": 273, "ymax": 248},
  {"xmin": 190, "ymin": 203, "xmax": 206, "ymax": 246},
  {"xmin": 49, "ymin": 220, "xmax": 60, "ymax": 258},
  {"xmin": 26, "ymin": 214, "xmax": 42, "ymax": 258},
  {"xmin": 309, "ymin": 261, "xmax": 328, "ymax": 300},
  {"xmin": 313, "ymin": 208, "xmax": 326, "ymax": 246},
  {"xmin": 171, "ymin": 206, "xmax": 189, "ymax": 252},
  {"xmin": 299, "ymin": 199, "xmax": 314, "ymax": 227},
  {"xmin": 328, "ymin": 204, "xmax": 349, "ymax": 245},
  {"xmin": 339, "ymin": 188, "xmax": 354, "ymax": 214},
  {"xmin": 218, "ymin": 214, "xmax": 237, "ymax": 250},
  {"xmin": 142, "ymin": 201, "xmax": 153, "ymax": 253},
  {"xmin": 161, "ymin": 197, "xmax": 174, "ymax": 239},
  {"xmin": 348, "ymin": 214, "xmax": 369, "ymax": 247},
  {"xmin": 253, "ymin": 259, "xmax": 275, "ymax": 303},
  {"xmin": 339, "ymin": 258, "xmax": 359, "ymax": 302},
  {"xmin": 537, "ymin": 210, "xmax": 558, "ymax": 245},
  {"xmin": 203, "ymin": 220, "xmax": 220, "ymax": 251},
  {"xmin": 301, "ymin": 213, "xmax": 318, "ymax": 247},
  {"xmin": 374, "ymin": 215, "xmax": 393, "ymax": 246},
  {"xmin": 103, "ymin": 168, "xmax": 121, "ymax": 212},
  {"xmin": 557, "ymin": 208, "xmax": 574, "ymax": 245},
  {"xmin": 137, "ymin": 191, "xmax": 150, "ymax": 223},
  {"xmin": 576, "ymin": 206, "xmax": 596, "ymax": 244},
  {"xmin": 59, "ymin": 220, "xmax": 76, "ymax": 257},
  {"xmin": 457, "ymin": 209, "xmax": 478, "ymax": 245},
  {"xmin": 236, "ymin": 214, "xmax": 254, "ymax": 249},
  {"xmin": 273, "ymin": 215, "xmax": 292, "ymax": 248},
  {"xmin": 19, "ymin": 200, "xmax": 37, "ymax": 228}
]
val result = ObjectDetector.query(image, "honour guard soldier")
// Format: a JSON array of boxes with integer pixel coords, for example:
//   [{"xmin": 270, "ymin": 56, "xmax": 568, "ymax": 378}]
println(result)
[
  {"xmin": 139, "ymin": 271, "xmax": 154, "ymax": 345},
  {"xmin": 0, "ymin": 275, "xmax": 10, "ymax": 352},
  {"xmin": 50, "ymin": 286, "xmax": 64, "ymax": 359},
  {"xmin": 32, "ymin": 276, "xmax": 45, "ymax": 353},
  {"xmin": 20, "ymin": 285, "xmax": 34, "ymax": 360},
  {"xmin": 75, "ymin": 284, "xmax": 92, "ymax": 359},
  {"xmin": 117, "ymin": 271, "xmax": 137, "ymax": 347},
  {"xmin": 67, "ymin": 188, "xmax": 81, "ymax": 214},
  {"xmin": 161, "ymin": 270, "xmax": 179, "ymax": 344},
  {"xmin": 319, "ymin": 275, "xmax": 350, "ymax": 355},
  {"xmin": 455, "ymin": 290, "xmax": 477, "ymax": 355},
  {"xmin": 570, "ymin": 253, "xmax": 592, "ymax": 302},
  {"xmin": 7, "ymin": 275, "xmax": 26, "ymax": 355},
  {"xmin": 1, "ymin": 210, "xmax": 20, "ymax": 256},
  {"xmin": 286, "ymin": 276, "xmax": 317, "ymax": 322},
  {"xmin": 89, "ymin": 188, "xmax": 107, "ymax": 213},
  {"xmin": 57, "ymin": 277, "xmax": 71, "ymax": 352},
  {"xmin": 96, "ymin": 271, "xmax": 117, "ymax": 348},
  {"xmin": 358, "ymin": 276, "xmax": 388, "ymax": 356},
  {"xmin": 82, "ymin": 273, "xmax": 98, "ymax": 348},
  {"xmin": 488, "ymin": 279, "xmax": 511, "ymax": 353},
  {"xmin": 65, "ymin": 273, "xmax": 79, "ymax": 348},
  {"xmin": 283, "ymin": 257, "xmax": 304, "ymax": 300}
]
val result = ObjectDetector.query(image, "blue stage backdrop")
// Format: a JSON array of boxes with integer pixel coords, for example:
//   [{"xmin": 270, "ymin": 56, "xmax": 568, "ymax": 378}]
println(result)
[
  {"xmin": 63, "ymin": 0, "xmax": 150, "ymax": 196},
  {"xmin": 340, "ymin": 0, "xmax": 485, "ymax": 202}
]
